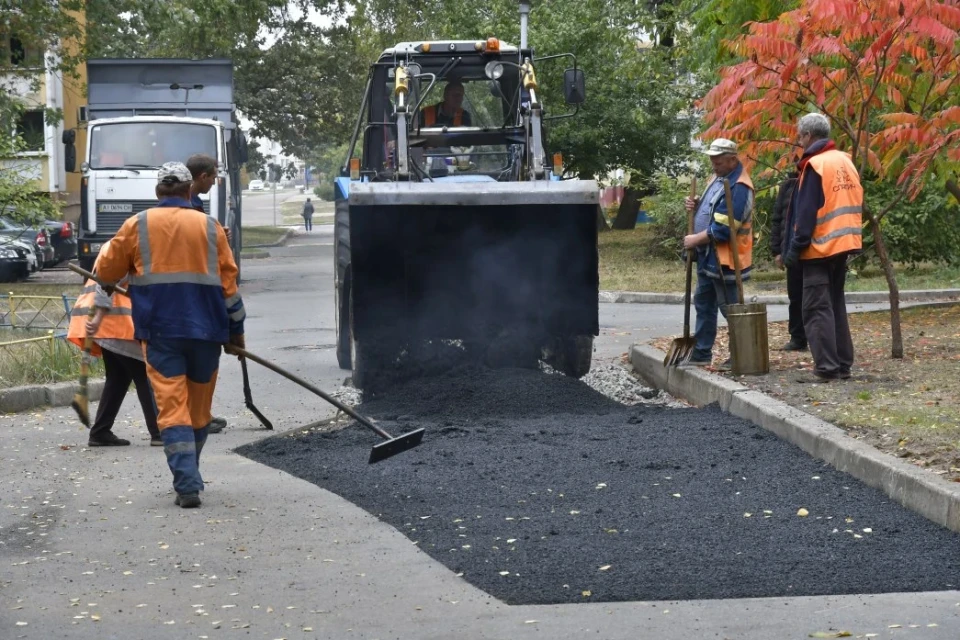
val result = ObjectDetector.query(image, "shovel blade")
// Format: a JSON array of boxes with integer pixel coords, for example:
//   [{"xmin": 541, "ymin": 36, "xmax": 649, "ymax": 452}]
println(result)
[
  {"xmin": 664, "ymin": 337, "xmax": 696, "ymax": 367},
  {"xmin": 368, "ymin": 428, "xmax": 425, "ymax": 464}
]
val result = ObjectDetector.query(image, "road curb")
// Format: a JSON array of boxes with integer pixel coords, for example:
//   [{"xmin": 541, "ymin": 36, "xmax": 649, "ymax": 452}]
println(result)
[
  {"xmin": 629, "ymin": 344, "xmax": 960, "ymax": 533},
  {"xmin": 602, "ymin": 289, "xmax": 960, "ymax": 305},
  {"xmin": 243, "ymin": 227, "xmax": 294, "ymax": 249},
  {"xmin": 240, "ymin": 251, "xmax": 271, "ymax": 260},
  {"xmin": 0, "ymin": 378, "xmax": 105, "ymax": 414}
]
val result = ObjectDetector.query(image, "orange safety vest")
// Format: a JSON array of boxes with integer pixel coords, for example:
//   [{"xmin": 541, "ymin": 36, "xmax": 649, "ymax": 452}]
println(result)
[
  {"xmin": 423, "ymin": 104, "xmax": 464, "ymax": 127},
  {"xmin": 711, "ymin": 170, "xmax": 755, "ymax": 272},
  {"xmin": 66, "ymin": 248, "xmax": 135, "ymax": 358},
  {"xmin": 798, "ymin": 150, "xmax": 863, "ymax": 260}
]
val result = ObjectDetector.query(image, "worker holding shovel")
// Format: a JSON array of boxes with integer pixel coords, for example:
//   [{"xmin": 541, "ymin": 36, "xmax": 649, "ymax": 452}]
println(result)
[
  {"xmin": 681, "ymin": 138, "xmax": 755, "ymax": 370},
  {"xmin": 96, "ymin": 162, "xmax": 245, "ymax": 509},
  {"xmin": 67, "ymin": 240, "xmax": 162, "ymax": 447}
]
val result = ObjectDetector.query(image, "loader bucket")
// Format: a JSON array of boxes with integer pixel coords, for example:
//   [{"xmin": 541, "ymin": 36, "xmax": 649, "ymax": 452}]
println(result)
[{"xmin": 346, "ymin": 180, "xmax": 600, "ymax": 360}]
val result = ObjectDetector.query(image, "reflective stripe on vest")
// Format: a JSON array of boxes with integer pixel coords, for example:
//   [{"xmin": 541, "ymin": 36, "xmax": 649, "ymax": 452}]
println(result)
[
  {"xmin": 423, "ymin": 104, "xmax": 464, "ymax": 127},
  {"xmin": 66, "ymin": 279, "xmax": 135, "ymax": 356},
  {"xmin": 798, "ymin": 150, "xmax": 863, "ymax": 260},
  {"xmin": 127, "ymin": 209, "xmax": 222, "ymax": 287},
  {"xmin": 712, "ymin": 171, "xmax": 755, "ymax": 271}
]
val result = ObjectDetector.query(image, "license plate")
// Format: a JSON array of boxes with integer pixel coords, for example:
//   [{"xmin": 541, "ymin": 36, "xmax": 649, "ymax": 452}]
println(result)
[
  {"xmin": 90, "ymin": 243, "xmax": 102, "ymax": 253},
  {"xmin": 98, "ymin": 203, "xmax": 133, "ymax": 213}
]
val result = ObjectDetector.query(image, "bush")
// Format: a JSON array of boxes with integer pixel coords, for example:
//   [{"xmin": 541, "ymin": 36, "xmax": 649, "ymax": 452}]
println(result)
[
  {"xmin": 314, "ymin": 182, "xmax": 335, "ymax": 201},
  {"xmin": 864, "ymin": 181, "xmax": 960, "ymax": 267}
]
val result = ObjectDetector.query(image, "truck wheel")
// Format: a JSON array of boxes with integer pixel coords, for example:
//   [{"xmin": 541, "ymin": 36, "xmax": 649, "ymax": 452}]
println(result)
[
  {"xmin": 550, "ymin": 335, "xmax": 594, "ymax": 378},
  {"xmin": 335, "ymin": 275, "xmax": 351, "ymax": 369},
  {"xmin": 349, "ymin": 294, "xmax": 366, "ymax": 389}
]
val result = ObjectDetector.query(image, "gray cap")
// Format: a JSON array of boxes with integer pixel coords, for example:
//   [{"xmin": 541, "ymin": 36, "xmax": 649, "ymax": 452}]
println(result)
[
  {"xmin": 157, "ymin": 162, "xmax": 192, "ymax": 184},
  {"xmin": 703, "ymin": 138, "xmax": 738, "ymax": 156}
]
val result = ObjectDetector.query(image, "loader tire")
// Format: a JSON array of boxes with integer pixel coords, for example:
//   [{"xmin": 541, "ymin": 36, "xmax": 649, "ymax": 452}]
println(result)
[
  {"xmin": 551, "ymin": 335, "xmax": 594, "ymax": 379},
  {"xmin": 335, "ymin": 274, "xmax": 351, "ymax": 369}
]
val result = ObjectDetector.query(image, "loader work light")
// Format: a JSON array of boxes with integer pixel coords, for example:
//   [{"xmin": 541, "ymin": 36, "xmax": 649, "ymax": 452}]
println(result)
[{"xmin": 484, "ymin": 61, "xmax": 504, "ymax": 80}]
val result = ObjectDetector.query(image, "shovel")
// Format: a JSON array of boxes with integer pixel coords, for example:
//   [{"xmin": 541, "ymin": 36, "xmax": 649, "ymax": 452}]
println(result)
[
  {"xmin": 664, "ymin": 176, "xmax": 698, "ymax": 366},
  {"xmin": 241, "ymin": 356, "xmax": 273, "ymax": 430},
  {"xmin": 70, "ymin": 304, "xmax": 97, "ymax": 428},
  {"xmin": 234, "ymin": 347, "xmax": 424, "ymax": 463}
]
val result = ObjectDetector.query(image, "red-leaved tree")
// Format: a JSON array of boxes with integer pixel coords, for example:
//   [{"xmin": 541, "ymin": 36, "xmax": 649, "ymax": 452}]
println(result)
[{"xmin": 700, "ymin": 0, "xmax": 960, "ymax": 358}]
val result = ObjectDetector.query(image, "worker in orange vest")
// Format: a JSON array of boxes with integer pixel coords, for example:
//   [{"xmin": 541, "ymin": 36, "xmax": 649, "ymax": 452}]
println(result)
[
  {"xmin": 420, "ymin": 81, "xmax": 472, "ymax": 127},
  {"xmin": 97, "ymin": 162, "xmax": 245, "ymax": 509},
  {"xmin": 67, "ymin": 240, "xmax": 162, "ymax": 447},
  {"xmin": 682, "ymin": 138, "xmax": 755, "ymax": 371},
  {"xmin": 783, "ymin": 113, "xmax": 863, "ymax": 381}
]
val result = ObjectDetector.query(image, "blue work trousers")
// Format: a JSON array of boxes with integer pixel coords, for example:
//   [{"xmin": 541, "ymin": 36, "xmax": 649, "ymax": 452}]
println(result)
[{"xmin": 692, "ymin": 269, "xmax": 739, "ymax": 362}]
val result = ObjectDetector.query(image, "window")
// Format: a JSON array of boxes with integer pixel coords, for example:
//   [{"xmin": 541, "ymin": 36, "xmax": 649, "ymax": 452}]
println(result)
[
  {"xmin": 15, "ymin": 110, "xmax": 45, "ymax": 152},
  {"xmin": 3, "ymin": 34, "xmax": 43, "ymax": 68},
  {"xmin": 89, "ymin": 122, "xmax": 218, "ymax": 169}
]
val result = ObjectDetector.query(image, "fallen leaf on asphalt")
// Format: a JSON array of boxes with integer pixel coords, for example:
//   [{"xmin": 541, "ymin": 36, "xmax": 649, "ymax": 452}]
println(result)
[
  {"xmin": 744, "ymin": 513, "xmax": 752, "ymax": 518},
  {"xmin": 599, "ymin": 565, "xmax": 612, "ymax": 571},
  {"xmin": 91, "ymin": 614, "xmax": 101, "ymax": 621},
  {"xmin": 928, "ymin": 623, "xmax": 938, "ymax": 627},
  {"xmin": 163, "ymin": 620, "xmax": 175, "ymax": 625},
  {"xmin": 582, "ymin": 590, "xmax": 592, "ymax": 597},
  {"xmin": 863, "ymin": 528, "xmax": 873, "ymax": 533},
  {"xmin": 888, "ymin": 624, "xmax": 902, "ymax": 628},
  {"xmin": 16, "ymin": 622, "xmax": 27, "ymax": 626},
  {"xmin": 303, "ymin": 627, "xmax": 313, "ymax": 632},
  {"xmin": 122, "ymin": 571, "xmax": 133, "ymax": 575},
  {"xmin": 808, "ymin": 632, "xmax": 851, "ymax": 638},
  {"xmin": 499, "ymin": 571, "xmax": 510, "ymax": 576},
  {"xmin": 672, "ymin": 493, "xmax": 682, "ymax": 498},
  {"xmin": 797, "ymin": 508, "xmax": 810, "ymax": 517},
  {"xmin": 524, "ymin": 620, "xmax": 539, "ymax": 624}
]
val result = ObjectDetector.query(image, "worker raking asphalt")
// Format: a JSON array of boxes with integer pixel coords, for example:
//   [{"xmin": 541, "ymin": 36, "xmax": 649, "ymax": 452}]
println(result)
[{"xmin": 238, "ymin": 366, "xmax": 960, "ymax": 605}]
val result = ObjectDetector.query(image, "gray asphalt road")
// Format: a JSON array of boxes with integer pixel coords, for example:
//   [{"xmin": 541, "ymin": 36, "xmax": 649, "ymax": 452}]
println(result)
[
  {"xmin": 2, "ymin": 232, "xmax": 958, "ymax": 639},
  {"xmin": 240, "ymin": 189, "xmax": 298, "ymax": 227}
]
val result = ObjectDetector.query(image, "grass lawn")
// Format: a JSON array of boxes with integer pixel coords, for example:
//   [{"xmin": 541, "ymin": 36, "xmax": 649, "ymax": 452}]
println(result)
[
  {"xmin": 599, "ymin": 227, "xmax": 960, "ymax": 294},
  {"xmin": 281, "ymin": 200, "xmax": 335, "ymax": 226},
  {"xmin": 242, "ymin": 226, "xmax": 289, "ymax": 247},
  {"xmin": 1, "ymin": 282, "xmax": 83, "ymax": 297}
]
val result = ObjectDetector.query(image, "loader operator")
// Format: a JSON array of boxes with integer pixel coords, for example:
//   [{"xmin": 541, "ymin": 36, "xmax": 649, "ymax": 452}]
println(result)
[
  {"xmin": 97, "ymin": 162, "xmax": 246, "ymax": 510},
  {"xmin": 682, "ymin": 138, "xmax": 755, "ymax": 371},
  {"xmin": 420, "ymin": 81, "xmax": 473, "ymax": 127}
]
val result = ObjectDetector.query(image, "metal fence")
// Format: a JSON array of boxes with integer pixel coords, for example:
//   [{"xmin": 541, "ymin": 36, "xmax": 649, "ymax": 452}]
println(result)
[{"xmin": 0, "ymin": 294, "xmax": 76, "ymax": 331}]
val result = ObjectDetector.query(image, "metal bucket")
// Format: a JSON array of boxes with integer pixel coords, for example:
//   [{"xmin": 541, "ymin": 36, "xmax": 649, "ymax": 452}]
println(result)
[{"xmin": 727, "ymin": 302, "xmax": 769, "ymax": 375}]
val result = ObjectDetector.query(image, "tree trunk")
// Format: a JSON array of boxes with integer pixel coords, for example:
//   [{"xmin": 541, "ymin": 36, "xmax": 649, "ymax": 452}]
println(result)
[
  {"xmin": 596, "ymin": 204, "xmax": 609, "ymax": 232},
  {"xmin": 611, "ymin": 187, "xmax": 641, "ymax": 230},
  {"xmin": 867, "ymin": 210, "xmax": 903, "ymax": 359},
  {"xmin": 946, "ymin": 179, "xmax": 960, "ymax": 204}
]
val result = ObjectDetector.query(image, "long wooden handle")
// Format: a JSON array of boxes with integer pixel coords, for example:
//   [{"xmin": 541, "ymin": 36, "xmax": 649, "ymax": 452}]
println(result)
[
  {"xmin": 722, "ymin": 178, "xmax": 744, "ymax": 304},
  {"xmin": 69, "ymin": 263, "xmax": 129, "ymax": 296}
]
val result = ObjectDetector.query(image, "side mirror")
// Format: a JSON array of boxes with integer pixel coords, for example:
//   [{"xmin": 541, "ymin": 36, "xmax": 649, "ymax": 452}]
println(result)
[
  {"xmin": 563, "ymin": 68, "xmax": 586, "ymax": 105},
  {"xmin": 65, "ymin": 143, "xmax": 76, "ymax": 173},
  {"xmin": 63, "ymin": 129, "xmax": 77, "ymax": 172}
]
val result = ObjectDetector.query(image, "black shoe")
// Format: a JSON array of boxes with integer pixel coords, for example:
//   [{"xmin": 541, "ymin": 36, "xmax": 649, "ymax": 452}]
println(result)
[
  {"xmin": 715, "ymin": 358, "xmax": 732, "ymax": 372},
  {"xmin": 779, "ymin": 340, "xmax": 808, "ymax": 351},
  {"xmin": 206, "ymin": 417, "xmax": 227, "ymax": 434},
  {"xmin": 684, "ymin": 356, "xmax": 712, "ymax": 367},
  {"xmin": 88, "ymin": 434, "xmax": 131, "ymax": 447},
  {"xmin": 150, "ymin": 437, "xmax": 164, "ymax": 447},
  {"xmin": 813, "ymin": 370, "xmax": 840, "ymax": 381},
  {"xmin": 175, "ymin": 493, "xmax": 202, "ymax": 508},
  {"xmin": 838, "ymin": 369, "xmax": 852, "ymax": 380}
]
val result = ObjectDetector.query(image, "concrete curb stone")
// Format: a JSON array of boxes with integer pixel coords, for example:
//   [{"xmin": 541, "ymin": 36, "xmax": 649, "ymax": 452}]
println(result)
[
  {"xmin": 630, "ymin": 344, "xmax": 960, "ymax": 533},
  {"xmin": 602, "ymin": 288, "xmax": 960, "ymax": 305},
  {"xmin": 0, "ymin": 378, "xmax": 104, "ymax": 414}
]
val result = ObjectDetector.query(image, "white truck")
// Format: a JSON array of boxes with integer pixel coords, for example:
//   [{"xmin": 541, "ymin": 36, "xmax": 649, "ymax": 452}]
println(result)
[{"xmin": 63, "ymin": 58, "xmax": 248, "ymax": 274}]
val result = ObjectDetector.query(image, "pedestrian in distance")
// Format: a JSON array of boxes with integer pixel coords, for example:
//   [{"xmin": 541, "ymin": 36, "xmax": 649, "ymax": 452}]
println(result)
[
  {"xmin": 682, "ymin": 138, "xmax": 755, "ymax": 371},
  {"xmin": 97, "ymin": 162, "xmax": 246, "ymax": 509},
  {"xmin": 782, "ymin": 113, "xmax": 863, "ymax": 381},
  {"xmin": 770, "ymin": 169, "xmax": 808, "ymax": 351},
  {"xmin": 302, "ymin": 198, "xmax": 315, "ymax": 232},
  {"xmin": 67, "ymin": 240, "xmax": 162, "ymax": 447}
]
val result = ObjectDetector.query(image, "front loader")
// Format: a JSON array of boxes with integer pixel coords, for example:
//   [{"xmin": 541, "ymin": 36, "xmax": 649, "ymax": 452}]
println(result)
[{"xmin": 334, "ymin": 38, "xmax": 599, "ymax": 391}]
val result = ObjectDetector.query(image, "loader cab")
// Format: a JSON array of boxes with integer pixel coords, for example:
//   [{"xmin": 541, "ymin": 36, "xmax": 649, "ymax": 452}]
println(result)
[{"xmin": 359, "ymin": 40, "xmax": 531, "ymax": 182}]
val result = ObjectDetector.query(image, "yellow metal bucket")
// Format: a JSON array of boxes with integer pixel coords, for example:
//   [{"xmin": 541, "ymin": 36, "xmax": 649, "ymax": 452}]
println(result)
[{"xmin": 727, "ymin": 302, "xmax": 769, "ymax": 375}]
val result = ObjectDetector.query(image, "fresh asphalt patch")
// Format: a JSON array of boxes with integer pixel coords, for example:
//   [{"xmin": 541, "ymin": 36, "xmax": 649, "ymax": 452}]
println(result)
[{"xmin": 237, "ymin": 366, "xmax": 960, "ymax": 605}]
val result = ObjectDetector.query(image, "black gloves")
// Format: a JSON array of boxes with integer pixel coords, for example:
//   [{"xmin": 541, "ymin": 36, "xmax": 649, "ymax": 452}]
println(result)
[{"xmin": 783, "ymin": 249, "xmax": 800, "ymax": 269}]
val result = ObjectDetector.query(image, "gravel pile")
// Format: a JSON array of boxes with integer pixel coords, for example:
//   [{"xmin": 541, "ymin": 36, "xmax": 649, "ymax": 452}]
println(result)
[
  {"xmin": 580, "ymin": 363, "xmax": 685, "ymax": 407},
  {"xmin": 239, "ymin": 366, "xmax": 960, "ymax": 605}
]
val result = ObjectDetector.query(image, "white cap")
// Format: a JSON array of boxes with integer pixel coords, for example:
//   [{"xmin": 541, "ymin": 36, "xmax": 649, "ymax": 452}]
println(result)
[
  {"xmin": 157, "ymin": 162, "xmax": 192, "ymax": 184},
  {"xmin": 703, "ymin": 138, "xmax": 738, "ymax": 156}
]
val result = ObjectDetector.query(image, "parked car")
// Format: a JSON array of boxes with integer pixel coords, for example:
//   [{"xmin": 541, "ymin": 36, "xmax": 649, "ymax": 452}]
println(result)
[
  {"xmin": 43, "ymin": 220, "xmax": 78, "ymax": 266},
  {"xmin": 1, "ymin": 237, "xmax": 40, "ymax": 273},
  {"xmin": 0, "ymin": 241, "xmax": 30, "ymax": 282},
  {"xmin": 0, "ymin": 216, "xmax": 54, "ymax": 268},
  {"xmin": 248, "ymin": 179, "xmax": 265, "ymax": 191}
]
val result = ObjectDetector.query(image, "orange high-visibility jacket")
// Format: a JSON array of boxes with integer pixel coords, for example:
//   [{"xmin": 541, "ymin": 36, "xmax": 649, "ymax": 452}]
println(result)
[
  {"xmin": 711, "ymin": 170, "xmax": 755, "ymax": 272},
  {"xmin": 96, "ymin": 199, "xmax": 244, "ymax": 343},
  {"xmin": 422, "ymin": 104, "xmax": 464, "ymax": 126},
  {"xmin": 66, "ymin": 245, "xmax": 134, "ymax": 357},
  {"xmin": 798, "ymin": 150, "xmax": 863, "ymax": 260}
]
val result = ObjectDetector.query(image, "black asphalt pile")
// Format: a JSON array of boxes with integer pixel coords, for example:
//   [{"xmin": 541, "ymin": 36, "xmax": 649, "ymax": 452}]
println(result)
[{"xmin": 238, "ymin": 366, "xmax": 960, "ymax": 605}]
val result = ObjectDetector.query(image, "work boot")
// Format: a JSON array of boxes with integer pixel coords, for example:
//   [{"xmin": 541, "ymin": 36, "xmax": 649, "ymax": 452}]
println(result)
[
  {"xmin": 715, "ymin": 358, "xmax": 732, "ymax": 372},
  {"xmin": 88, "ymin": 433, "xmax": 131, "ymax": 447},
  {"xmin": 683, "ymin": 355, "xmax": 712, "ymax": 367},
  {"xmin": 150, "ymin": 437, "xmax": 164, "ymax": 447},
  {"xmin": 779, "ymin": 339, "xmax": 808, "ymax": 351},
  {"xmin": 206, "ymin": 417, "xmax": 227, "ymax": 434},
  {"xmin": 175, "ymin": 493, "xmax": 202, "ymax": 508}
]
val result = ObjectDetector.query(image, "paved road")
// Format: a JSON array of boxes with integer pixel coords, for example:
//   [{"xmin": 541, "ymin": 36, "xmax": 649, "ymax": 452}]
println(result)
[
  {"xmin": 1, "ymin": 232, "xmax": 958, "ymax": 639},
  {"xmin": 240, "ymin": 189, "xmax": 300, "ymax": 227}
]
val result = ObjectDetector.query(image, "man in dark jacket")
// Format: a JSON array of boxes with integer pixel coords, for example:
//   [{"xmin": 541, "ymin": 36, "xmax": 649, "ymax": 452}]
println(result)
[
  {"xmin": 302, "ymin": 198, "xmax": 315, "ymax": 232},
  {"xmin": 770, "ymin": 170, "xmax": 807, "ymax": 351}
]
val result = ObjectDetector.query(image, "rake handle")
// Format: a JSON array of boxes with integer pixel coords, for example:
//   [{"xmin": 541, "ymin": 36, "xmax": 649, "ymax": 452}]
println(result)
[
  {"xmin": 683, "ymin": 176, "xmax": 697, "ymax": 338},
  {"xmin": 67, "ymin": 264, "xmax": 390, "ymax": 440}
]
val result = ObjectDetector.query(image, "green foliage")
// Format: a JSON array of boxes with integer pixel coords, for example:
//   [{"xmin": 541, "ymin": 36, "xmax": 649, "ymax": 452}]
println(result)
[
  {"xmin": 314, "ymin": 183, "xmax": 335, "ymax": 201},
  {"xmin": 864, "ymin": 181, "xmax": 960, "ymax": 267},
  {"xmin": 640, "ymin": 174, "xmax": 695, "ymax": 260},
  {"xmin": 0, "ymin": 105, "xmax": 62, "ymax": 225}
]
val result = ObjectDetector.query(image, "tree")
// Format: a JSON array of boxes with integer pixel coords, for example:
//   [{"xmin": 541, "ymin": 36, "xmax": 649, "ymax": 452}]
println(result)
[
  {"xmin": 0, "ymin": 1, "xmax": 85, "ymax": 224},
  {"xmin": 700, "ymin": 0, "xmax": 960, "ymax": 358}
]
